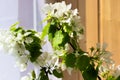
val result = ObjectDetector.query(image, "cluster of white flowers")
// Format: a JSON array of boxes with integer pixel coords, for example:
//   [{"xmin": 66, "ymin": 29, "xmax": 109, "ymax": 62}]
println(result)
[
  {"xmin": 99, "ymin": 64, "xmax": 120, "ymax": 79},
  {"xmin": 94, "ymin": 43, "xmax": 114, "ymax": 65},
  {"xmin": 43, "ymin": 1, "xmax": 71, "ymax": 18},
  {"xmin": 0, "ymin": 28, "xmax": 60, "ymax": 72},
  {"xmin": 0, "ymin": 29, "xmax": 15, "ymax": 54},
  {"xmin": 35, "ymin": 51, "xmax": 59, "ymax": 68},
  {"xmin": 113, "ymin": 65, "xmax": 120, "ymax": 78},
  {"xmin": 43, "ymin": 1, "xmax": 84, "ymax": 40},
  {"xmin": 0, "ymin": 29, "xmax": 30, "ymax": 71},
  {"xmin": 95, "ymin": 43, "xmax": 120, "ymax": 79}
]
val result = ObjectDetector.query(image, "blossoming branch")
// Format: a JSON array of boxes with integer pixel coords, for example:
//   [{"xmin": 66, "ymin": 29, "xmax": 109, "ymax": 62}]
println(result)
[{"xmin": 0, "ymin": 1, "xmax": 120, "ymax": 80}]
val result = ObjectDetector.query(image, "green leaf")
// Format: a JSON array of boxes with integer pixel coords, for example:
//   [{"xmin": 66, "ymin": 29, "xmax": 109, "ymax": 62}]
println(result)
[
  {"xmin": 79, "ymin": 28, "xmax": 84, "ymax": 34},
  {"xmin": 70, "ymin": 37, "xmax": 78, "ymax": 50},
  {"xmin": 40, "ymin": 23, "xmax": 50, "ymax": 39},
  {"xmin": 90, "ymin": 47, "xmax": 95, "ymax": 53},
  {"xmin": 10, "ymin": 22, "xmax": 19, "ymax": 31},
  {"xmin": 53, "ymin": 31, "xmax": 64, "ymax": 49},
  {"xmin": 53, "ymin": 69, "xmax": 63, "ymax": 78},
  {"xmin": 59, "ymin": 32, "xmax": 70, "ymax": 47},
  {"xmin": 38, "ymin": 68, "xmax": 49, "ymax": 80},
  {"xmin": 39, "ymin": 74, "xmax": 49, "ymax": 80},
  {"xmin": 32, "ymin": 70, "xmax": 36, "ymax": 79},
  {"xmin": 48, "ymin": 23, "xmax": 57, "ymax": 41},
  {"xmin": 106, "ymin": 76, "xmax": 115, "ymax": 80},
  {"xmin": 82, "ymin": 65, "xmax": 98, "ymax": 80},
  {"xmin": 11, "ymin": 27, "xmax": 25, "ymax": 35},
  {"xmin": 76, "ymin": 55, "xmax": 90, "ymax": 71},
  {"xmin": 65, "ymin": 53, "xmax": 76, "ymax": 68},
  {"xmin": 24, "ymin": 35, "xmax": 42, "ymax": 62},
  {"xmin": 63, "ymin": 23, "xmax": 72, "ymax": 33},
  {"xmin": 26, "ymin": 30, "xmax": 37, "ymax": 35},
  {"xmin": 10, "ymin": 23, "xmax": 25, "ymax": 34},
  {"xmin": 116, "ymin": 76, "xmax": 120, "ymax": 80}
]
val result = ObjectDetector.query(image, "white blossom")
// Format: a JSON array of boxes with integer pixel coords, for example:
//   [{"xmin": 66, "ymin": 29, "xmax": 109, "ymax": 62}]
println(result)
[
  {"xmin": 100, "ymin": 51, "xmax": 114, "ymax": 64},
  {"xmin": 102, "ymin": 43, "xmax": 108, "ymax": 50},
  {"xmin": 0, "ymin": 30, "xmax": 15, "ymax": 54},
  {"xmin": 15, "ymin": 33, "xmax": 24, "ymax": 41},
  {"xmin": 52, "ymin": 1, "xmax": 71, "ymax": 18},
  {"xmin": 15, "ymin": 55, "xmax": 29, "ymax": 72},
  {"xmin": 35, "ymin": 52, "xmax": 59, "ymax": 67},
  {"xmin": 43, "ymin": 1, "xmax": 71, "ymax": 18},
  {"xmin": 21, "ymin": 75, "xmax": 32, "ymax": 80},
  {"xmin": 72, "ymin": 9, "xmax": 78, "ymax": 16},
  {"xmin": 99, "ymin": 65, "xmax": 110, "ymax": 76},
  {"xmin": 25, "ymin": 37, "xmax": 33, "ymax": 44},
  {"xmin": 42, "ymin": 3, "xmax": 53, "ymax": 15},
  {"xmin": 60, "ymin": 63, "xmax": 67, "ymax": 71},
  {"xmin": 24, "ymin": 32, "xmax": 32, "ymax": 36},
  {"xmin": 113, "ymin": 65, "xmax": 120, "ymax": 78}
]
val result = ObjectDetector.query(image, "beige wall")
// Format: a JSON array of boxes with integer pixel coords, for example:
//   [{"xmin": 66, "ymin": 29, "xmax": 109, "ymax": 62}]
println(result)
[
  {"xmin": 45, "ymin": 0, "xmax": 56, "ymax": 3},
  {"xmin": 100, "ymin": 0, "xmax": 120, "ymax": 65}
]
